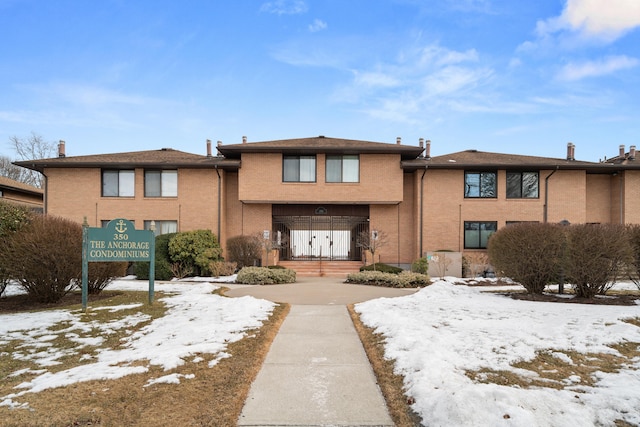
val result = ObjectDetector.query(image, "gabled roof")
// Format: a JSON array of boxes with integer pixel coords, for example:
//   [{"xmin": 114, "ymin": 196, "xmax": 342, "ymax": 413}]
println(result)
[
  {"xmin": 217, "ymin": 136, "xmax": 424, "ymax": 160},
  {"xmin": 14, "ymin": 148, "xmax": 240, "ymax": 172},
  {"xmin": 402, "ymin": 149, "xmax": 635, "ymax": 173},
  {"xmin": 0, "ymin": 176, "xmax": 43, "ymax": 195}
]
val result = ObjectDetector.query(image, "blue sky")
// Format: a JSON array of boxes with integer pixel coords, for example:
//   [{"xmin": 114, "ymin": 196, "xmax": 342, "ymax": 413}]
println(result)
[{"xmin": 1, "ymin": 0, "xmax": 639, "ymax": 162}]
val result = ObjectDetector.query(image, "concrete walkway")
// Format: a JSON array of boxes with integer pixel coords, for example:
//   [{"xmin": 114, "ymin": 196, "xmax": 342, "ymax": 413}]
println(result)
[{"xmin": 227, "ymin": 277, "xmax": 417, "ymax": 427}]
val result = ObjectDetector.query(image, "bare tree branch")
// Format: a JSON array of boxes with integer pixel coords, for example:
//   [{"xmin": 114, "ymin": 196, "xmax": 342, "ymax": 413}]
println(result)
[{"xmin": 7, "ymin": 132, "xmax": 57, "ymax": 188}]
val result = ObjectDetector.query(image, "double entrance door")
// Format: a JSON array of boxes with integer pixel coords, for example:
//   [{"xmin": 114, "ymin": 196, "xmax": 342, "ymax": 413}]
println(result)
[{"xmin": 272, "ymin": 204, "xmax": 369, "ymax": 261}]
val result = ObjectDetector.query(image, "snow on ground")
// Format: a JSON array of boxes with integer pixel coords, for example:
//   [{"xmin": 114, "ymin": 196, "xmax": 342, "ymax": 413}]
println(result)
[
  {"xmin": 356, "ymin": 278, "xmax": 640, "ymax": 427},
  {"xmin": 0, "ymin": 278, "xmax": 274, "ymax": 409}
]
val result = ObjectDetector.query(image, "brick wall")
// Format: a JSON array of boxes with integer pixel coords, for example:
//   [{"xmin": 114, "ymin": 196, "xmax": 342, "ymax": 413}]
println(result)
[{"xmin": 237, "ymin": 153, "xmax": 403, "ymax": 203}]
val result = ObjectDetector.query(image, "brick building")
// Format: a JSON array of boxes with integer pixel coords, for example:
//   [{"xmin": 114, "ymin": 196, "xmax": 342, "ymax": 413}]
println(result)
[
  {"xmin": 0, "ymin": 176, "xmax": 43, "ymax": 212},
  {"xmin": 15, "ymin": 137, "xmax": 640, "ymax": 273}
]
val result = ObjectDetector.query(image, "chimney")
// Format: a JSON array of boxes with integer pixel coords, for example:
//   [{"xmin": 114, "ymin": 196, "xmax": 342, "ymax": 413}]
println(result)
[
  {"xmin": 425, "ymin": 139, "xmax": 431, "ymax": 159},
  {"xmin": 396, "ymin": 136, "xmax": 401, "ymax": 145},
  {"xmin": 242, "ymin": 135, "xmax": 247, "ymax": 144},
  {"xmin": 566, "ymin": 142, "xmax": 575, "ymax": 161},
  {"xmin": 620, "ymin": 144, "xmax": 625, "ymax": 158},
  {"xmin": 629, "ymin": 145, "xmax": 636, "ymax": 161},
  {"xmin": 206, "ymin": 139, "xmax": 212, "ymax": 157},
  {"xmin": 217, "ymin": 141, "xmax": 222, "ymax": 156},
  {"xmin": 58, "ymin": 140, "xmax": 66, "ymax": 158},
  {"xmin": 419, "ymin": 138, "xmax": 424, "ymax": 157}
]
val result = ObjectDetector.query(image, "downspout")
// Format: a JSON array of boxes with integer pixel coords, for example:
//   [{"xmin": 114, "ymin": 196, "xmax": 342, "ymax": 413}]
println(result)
[
  {"xmin": 620, "ymin": 172, "xmax": 624, "ymax": 224},
  {"xmin": 543, "ymin": 167, "xmax": 559, "ymax": 223},
  {"xmin": 215, "ymin": 165, "xmax": 221, "ymax": 240},
  {"xmin": 420, "ymin": 166, "xmax": 428, "ymax": 258},
  {"xmin": 43, "ymin": 173, "xmax": 48, "ymax": 214}
]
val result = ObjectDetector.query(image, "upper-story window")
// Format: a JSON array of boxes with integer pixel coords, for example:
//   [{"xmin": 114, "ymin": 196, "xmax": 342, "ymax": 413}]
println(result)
[
  {"xmin": 283, "ymin": 155, "xmax": 316, "ymax": 182},
  {"xmin": 326, "ymin": 155, "xmax": 359, "ymax": 183},
  {"xmin": 145, "ymin": 170, "xmax": 177, "ymax": 197},
  {"xmin": 102, "ymin": 170, "xmax": 134, "ymax": 197},
  {"xmin": 506, "ymin": 171, "xmax": 539, "ymax": 198},
  {"xmin": 464, "ymin": 172, "xmax": 496, "ymax": 198}
]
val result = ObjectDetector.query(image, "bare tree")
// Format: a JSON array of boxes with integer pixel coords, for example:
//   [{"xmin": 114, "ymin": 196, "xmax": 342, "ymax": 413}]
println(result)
[
  {"xmin": 356, "ymin": 229, "xmax": 389, "ymax": 270},
  {"xmin": 8, "ymin": 132, "xmax": 57, "ymax": 188},
  {"xmin": 0, "ymin": 155, "xmax": 28, "ymax": 182}
]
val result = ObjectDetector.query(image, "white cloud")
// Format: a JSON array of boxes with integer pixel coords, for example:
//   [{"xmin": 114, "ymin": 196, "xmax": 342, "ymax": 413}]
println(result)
[
  {"xmin": 260, "ymin": 0, "xmax": 307, "ymax": 15},
  {"xmin": 308, "ymin": 19, "xmax": 327, "ymax": 32},
  {"xmin": 557, "ymin": 55, "xmax": 639, "ymax": 80},
  {"xmin": 538, "ymin": 0, "xmax": 640, "ymax": 42}
]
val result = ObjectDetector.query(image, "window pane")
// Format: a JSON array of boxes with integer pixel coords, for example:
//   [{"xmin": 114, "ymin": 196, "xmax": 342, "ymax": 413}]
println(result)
[
  {"xmin": 102, "ymin": 170, "xmax": 119, "ymax": 197},
  {"xmin": 299, "ymin": 156, "xmax": 316, "ymax": 182},
  {"xmin": 464, "ymin": 222, "xmax": 480, "ymax": 248},
  {"xmin": 480, "ymin": 222, "xmax": 497, "ymax": 247},
  {"xmin": 119, "ymin": 170, "xmax": 135, "ymax": 197},
  {"xmin": 506, "ymin": 172, "xmax": 521, "ymax": 198},
  {"xmin": 342, "ymin": 155, "xmax": 359, "ymax": 182},
  {"xmin": 162, "ymin": 170, "xmax": 178, "ymax": 196},
  {"xmin": 465, "ymin": 173, "xmax": 480, "ymax": 197},
  {"xmin": 326, "ymin": 156, "xmax": 341, "ymax": 182},
  {"xmin": 522, "ymin": 172, "xmax": 539, "ymax": 198},
  {"xmin": 283, "ymin": 157, "xmax": 299, "ymax": 182},
  {"xmin": 145, "ymin": 171, "xmax": 161, "ymax": 197},
  {"xmin": 480, "ymin": 173, "xmax": 496, "ymax": 197}
]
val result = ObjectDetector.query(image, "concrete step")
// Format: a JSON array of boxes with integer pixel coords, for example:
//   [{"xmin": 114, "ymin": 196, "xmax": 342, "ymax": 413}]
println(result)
[{"xmin": 278, "ymin": 260, "xmax": 362, "ymax": 277}]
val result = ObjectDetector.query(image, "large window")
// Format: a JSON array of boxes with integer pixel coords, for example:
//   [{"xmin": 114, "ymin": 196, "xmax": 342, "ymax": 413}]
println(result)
[
  {"xmin": 326, "ymin": 155, "xmax": 359, "ymax": 183},
  {"xmin": 102, "ymin": 170, "xmax": 134, "ymax": 197},
  {"xmin": 464, "ymin": 221, "xmax": 497, "ymax": 249},
  {"xmin": 464, "ymin": 172, "xmax": 496, "ymax": 198},
  {"xmin": 144, "ymin": 220, "xmax": 178, "ymax": 236},
  {"xmin": 283, "ymin": 155, "xmax": 316, "ymax": 182},
  {"xmin": 145, "ymin": 170, "xmax": 177, "ymax": 197},
  {"xmin": 506, "ymin": 171, "xmax": 539, "ymax": 198}
]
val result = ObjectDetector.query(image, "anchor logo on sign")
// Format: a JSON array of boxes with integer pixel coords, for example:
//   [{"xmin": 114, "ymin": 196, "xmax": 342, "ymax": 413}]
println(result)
[{"xmin": 115, "ymin": 219, "xmax": 128, "ymax": 233}]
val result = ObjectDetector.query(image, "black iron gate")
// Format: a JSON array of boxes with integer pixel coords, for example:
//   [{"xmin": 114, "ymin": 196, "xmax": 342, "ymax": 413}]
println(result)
[{"xmin": 273, "ymin": 215, "xmax": 369, "ymax": 261}]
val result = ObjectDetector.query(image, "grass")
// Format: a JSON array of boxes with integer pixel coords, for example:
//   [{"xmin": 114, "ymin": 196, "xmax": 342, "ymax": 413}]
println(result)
[
  {"xmin": 348, "ymin": 304, "xmax": 423, "ymax": 427},
  {"xmin": 0, "ymin": 289, "xmax": 289, "ymax": 427}
]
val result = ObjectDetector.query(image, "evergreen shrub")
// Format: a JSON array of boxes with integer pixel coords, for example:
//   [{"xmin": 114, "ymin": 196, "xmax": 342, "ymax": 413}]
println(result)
[
  {"xmin": 346, "ymin": 271, "xmax": 430, "ymax": 288},
  {"xmin": 235, "ymin": 266, "xmax": 296, "ymax": 284},
  {"xmin": 359, "ymin": 263, "xmax": 403, "ymax": 274}
]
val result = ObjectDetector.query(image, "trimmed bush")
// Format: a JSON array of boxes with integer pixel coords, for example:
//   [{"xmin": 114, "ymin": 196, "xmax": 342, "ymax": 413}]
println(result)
[
  {"xmin": 488, "ymin": 223, "xmax": 566, "ymax": 294},
  {"xmin": 227, "ymin": 234, "xmax": 262, "ymax": 269},
  {"xmin": 411, "ymin": 257, "xmax": 429, "ymax": 274},
  {"xmin": 134, "ymin": 233, "xmax": 176, "ymax": 280},
  {"xmin": 2, "ymin": 215, "xmax": 81, "ymax": 303},
  {"xmin": 627, "ymin": 224, "xmax": 640, "ymax": 291},
  {"xmin": 208, "ymin": 260, "xmax": 237, "ymax": 277},
  {"xmin": 360, "ymin": 263, "xmax": 403, "ymax": 274},
  {"xmin": 235, "ymin": 266, "xmax": 296, "ymax": 285},
  {"xmin": 168, "ymin": 230, "xmax": 222, "ymax": 276},
  {"xmin": 0, "ymin": 200, "xmax": 34, "ymax": 296},
  {"xmin": 87, "ymin": 261, "xmax": 128, "ymax": 294},
  {"xmin": 564, "ymin": 224, "xmax": 632, "ymax": 298},
  {"xmin": 346, "ymin": 271, "xmax": 430, "ymax": 288}
]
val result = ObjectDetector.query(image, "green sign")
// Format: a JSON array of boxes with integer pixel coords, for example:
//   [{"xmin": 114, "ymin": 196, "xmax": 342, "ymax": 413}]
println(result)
[
  {"xmin": 82, "ymin": 218, "xmax": 156, "ymax": 311},
  {"xmin": 87, "ymin": 219, "xmax": 153, "ymax": 261}
]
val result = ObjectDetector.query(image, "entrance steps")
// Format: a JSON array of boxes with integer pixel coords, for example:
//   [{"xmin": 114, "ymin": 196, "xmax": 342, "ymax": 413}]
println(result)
[{"xmin": 278, "ymin": 260, "xmax": 363, "ymax": 277}]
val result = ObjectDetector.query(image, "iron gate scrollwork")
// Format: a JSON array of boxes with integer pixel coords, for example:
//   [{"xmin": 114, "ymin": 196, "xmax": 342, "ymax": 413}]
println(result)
[{"xmin": 273, "ymin": 215, "xmax": 369, "ymax": 261}]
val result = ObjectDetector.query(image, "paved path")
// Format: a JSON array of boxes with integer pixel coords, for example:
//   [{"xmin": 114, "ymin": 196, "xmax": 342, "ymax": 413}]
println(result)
[{"xmin": 227, "ymin": 277, "xmax": 417, "ymax": 426}]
